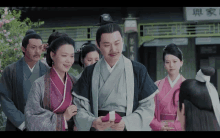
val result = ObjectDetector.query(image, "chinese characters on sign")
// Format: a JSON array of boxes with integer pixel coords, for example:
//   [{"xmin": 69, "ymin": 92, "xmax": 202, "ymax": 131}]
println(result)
[
  {"xmin": 129, "ymin": 38, "xmax": 135, "ymax": 60},
  {"xmin": 193, "ymin": 8, "xmax": 217, "ymax": 17},
  {"xmin": 127, "ymin": 32, "xmax": 138, "ymax": 61},
  {"xmin": 185, "ymin": 7, "xmax": 220, "ymax": 21},
  {"xmin": 193, "ymin": 8, "xmax": 203, "ymax": 16},
  {"xmin": 206, "ymin": 8, "xmax": 216, "ymax": 16}
]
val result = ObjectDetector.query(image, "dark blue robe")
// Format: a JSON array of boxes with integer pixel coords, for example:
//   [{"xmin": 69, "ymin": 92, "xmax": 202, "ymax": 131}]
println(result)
[{"xmin": 0, "ymin": 57, "xmax": 49, "ymax": 131}]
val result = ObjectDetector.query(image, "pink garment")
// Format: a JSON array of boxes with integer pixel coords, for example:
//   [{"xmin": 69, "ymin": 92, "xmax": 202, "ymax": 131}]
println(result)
[
  {"xmin": 150, "ymin": 76, "xmax": 185, "ymax": 131},
  {"xmin": 50, "ymin": 67, "xmax": 73, "ymax": 131},
  {"xmin": 102, "ymin": 112, "xmax": 122, "ymax": 123}
]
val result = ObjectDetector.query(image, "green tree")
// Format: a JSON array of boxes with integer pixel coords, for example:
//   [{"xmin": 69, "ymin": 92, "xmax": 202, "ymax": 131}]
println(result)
[
  {"xmin": 0, "ymin": 7, "xmax": 44, "ymax": 131},
  {"xmin": 0, "ymin": 7, "xmax": 44, "ymax": 77}
]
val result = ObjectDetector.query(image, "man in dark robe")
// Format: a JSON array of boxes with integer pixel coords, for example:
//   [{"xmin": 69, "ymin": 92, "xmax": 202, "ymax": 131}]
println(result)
[
  {"xmin": 72, "ymin": 14, "xmax": 159, "ymax": 131},
  {"xmin": 0, "ymin": 31, "xmax": 49, "ymax": 131}
]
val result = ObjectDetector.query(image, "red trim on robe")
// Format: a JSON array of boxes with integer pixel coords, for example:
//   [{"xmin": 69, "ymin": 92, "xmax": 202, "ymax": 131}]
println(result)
[{"xmin": 50, "ymin": 67, "xmax": 73, "ymax": 131}]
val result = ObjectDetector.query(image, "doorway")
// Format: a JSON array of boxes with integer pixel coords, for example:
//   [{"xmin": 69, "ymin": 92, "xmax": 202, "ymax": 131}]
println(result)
[{"xmin": 138, "ymin": 45, "xmax": 157, "ymax": 82}]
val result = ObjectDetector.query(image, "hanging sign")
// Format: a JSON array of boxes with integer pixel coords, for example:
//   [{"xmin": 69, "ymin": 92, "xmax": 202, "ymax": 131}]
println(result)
[{"xmin": 185, "ymin": 7, "xmax": 220, "ymax": 21}]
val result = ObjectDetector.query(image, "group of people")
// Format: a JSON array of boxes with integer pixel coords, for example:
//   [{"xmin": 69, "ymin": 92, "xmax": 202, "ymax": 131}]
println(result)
[{"xmin": 0, "ymin": 13, "xmax": 220, "ymax": 131}]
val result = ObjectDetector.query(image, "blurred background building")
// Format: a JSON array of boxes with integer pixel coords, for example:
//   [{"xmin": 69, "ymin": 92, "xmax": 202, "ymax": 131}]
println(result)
[{"xmin": 10, "ymin": 7, "xmax": 220, "ymax": 96}]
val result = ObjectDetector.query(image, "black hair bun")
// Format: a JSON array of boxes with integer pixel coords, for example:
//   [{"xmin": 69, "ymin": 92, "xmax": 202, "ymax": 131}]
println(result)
[
  {"xmin": 25, "ymin": 29, "xmax": 36, "ymax": 36},
  {"xmin": 164, "ymin": 43, "xmax": 177, "ymax": 51},
  {"xmin": 201, "ymin": 66, "xmax": 215, "ymax": 76}
]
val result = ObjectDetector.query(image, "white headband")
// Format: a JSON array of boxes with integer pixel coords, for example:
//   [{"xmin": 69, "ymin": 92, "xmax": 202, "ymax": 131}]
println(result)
[{"xmin": 195, "ymin": 69, "xmax": 220, "ymax": 126}]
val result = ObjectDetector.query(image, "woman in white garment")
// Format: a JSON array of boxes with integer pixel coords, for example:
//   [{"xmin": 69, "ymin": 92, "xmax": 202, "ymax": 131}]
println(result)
[{"xmin": 75, "ymin": 43, "xmax": 101, "ymax": 80}]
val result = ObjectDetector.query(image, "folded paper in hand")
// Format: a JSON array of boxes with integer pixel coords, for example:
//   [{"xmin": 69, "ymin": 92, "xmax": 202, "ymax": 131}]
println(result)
[{"xmin": 101, "ymin": 111, "xmax": 122, "ymax": 123}]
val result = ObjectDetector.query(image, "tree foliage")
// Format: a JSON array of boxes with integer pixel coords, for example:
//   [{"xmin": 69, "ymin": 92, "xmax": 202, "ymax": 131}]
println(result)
[
  {"xmin": 0, "ymin": 7, "xmax": 44, "ymax": 78},
  {"xmin": 0, "ymin": 7, "xmax": 44, "ymax": 131}
]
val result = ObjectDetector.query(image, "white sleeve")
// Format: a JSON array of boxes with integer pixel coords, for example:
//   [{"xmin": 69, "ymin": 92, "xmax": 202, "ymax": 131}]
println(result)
[
  {"xmin": 64, "ymin": 116, "xmax": 68, "ymax": 129},
  {"xmin": 73, "ymin": 97, "xmax": 96, "ymax": 131},
  {"xmin": 18, "ymin": 122, "xmax": 25, "ymax": 131},
  {"xmin": 122, "ymin": 92, "xmax": 157, "ymax": 131}
]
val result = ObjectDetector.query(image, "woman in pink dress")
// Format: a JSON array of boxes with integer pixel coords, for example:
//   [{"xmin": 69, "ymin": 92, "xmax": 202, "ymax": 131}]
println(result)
[{"xmin": 150, "ymin": 43, "xmax": 185, "ymax": 131}]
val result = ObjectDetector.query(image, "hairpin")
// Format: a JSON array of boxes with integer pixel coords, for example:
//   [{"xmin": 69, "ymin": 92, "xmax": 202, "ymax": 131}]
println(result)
[{"xmin": 163, "ymin": 45, "xmax": 167, "ymax": 51}]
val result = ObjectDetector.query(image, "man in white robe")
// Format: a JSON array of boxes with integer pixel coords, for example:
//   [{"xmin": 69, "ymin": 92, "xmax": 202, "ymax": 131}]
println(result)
[{"xmin": 72, "ymin": 14, "xmax": 159, "ymax": 131}]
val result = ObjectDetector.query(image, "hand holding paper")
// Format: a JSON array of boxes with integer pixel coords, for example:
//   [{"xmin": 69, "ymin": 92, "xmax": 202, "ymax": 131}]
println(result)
[
  {"xmin": 92, "ymin": 116, "xmax": 114, "ymax": 131},
  {"xmin": 101, "ymin": 111, "xmax": 122, "ymax": 123},
  {"xmin": 92, "ymin": 111, "xmax": 124, "ymax": 131},
  {"xmin": 101, "ymin": 111, "xmax": 125, "ymax": 131}
]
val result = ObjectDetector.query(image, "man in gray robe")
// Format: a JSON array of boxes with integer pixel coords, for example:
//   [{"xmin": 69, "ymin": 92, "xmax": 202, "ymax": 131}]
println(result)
[
  {"xmin": 0, "ymin": 32, "xmax": 49, "ymax": 131},
  {"xmin": 72, "ymin": 14, "xmax": 159, "ymax": 131}
]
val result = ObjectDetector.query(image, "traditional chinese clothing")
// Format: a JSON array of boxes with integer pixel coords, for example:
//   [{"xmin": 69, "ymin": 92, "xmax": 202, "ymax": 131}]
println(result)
[
  {"xmin": 24, "ymin": 67, "xmax": 77, "ymax": 131},
  {"xmin": 0, "ymin": 57, "xmax": 49, "ymax": 131},
  {"xmin": 75, "ymin": 71, "xmax": 83, "ymax": 81},
  {"xmin": 150, "ymin": 74, "xmax": 186, "ymax": 131},
  {"xmin": 72, "ymin": 55, "xmax": 159, "ymax": 131}
]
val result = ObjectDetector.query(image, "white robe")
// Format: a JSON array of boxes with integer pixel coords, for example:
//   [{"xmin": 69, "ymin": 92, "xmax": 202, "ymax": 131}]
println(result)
[{"xmin": 72, "ymin": 55, "xmax": 159, "ymax": 131}]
